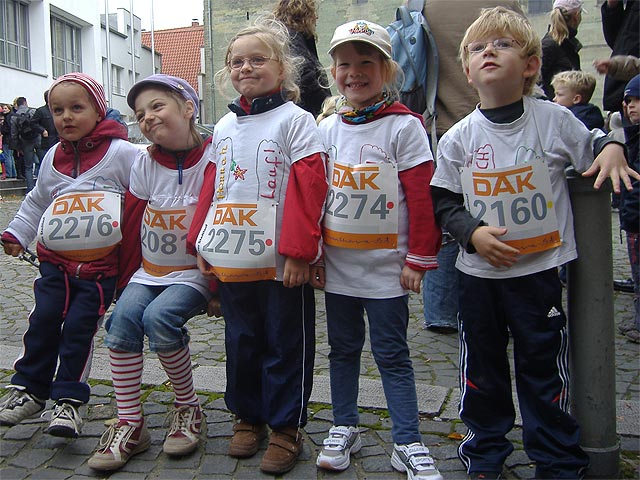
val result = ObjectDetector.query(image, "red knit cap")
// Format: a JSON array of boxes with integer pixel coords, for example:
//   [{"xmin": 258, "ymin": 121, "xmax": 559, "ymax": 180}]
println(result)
[{"xmin": 48, "ymin": 72, "xmax": 108, "ymax": 118}]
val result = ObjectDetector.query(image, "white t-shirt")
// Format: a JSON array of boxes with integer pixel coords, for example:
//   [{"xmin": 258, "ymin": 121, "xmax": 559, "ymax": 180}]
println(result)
[
  {"xmin": 205, "ymin": 101, "xmax": 326, "ymax": 281},
  {"xmin": 6, "ymin": 138, "xmax": 137, "ymax": 250},
  {"xmin": 431, "ymin": 96, "xmax": 605, "ymax": 279},
  {"xmin": 317, "ymin": 112, "xmax": 433, "ymax": 298},
  {"xmin": 128, "ymin": 145, "xmax": 211, "ymax": 298}
]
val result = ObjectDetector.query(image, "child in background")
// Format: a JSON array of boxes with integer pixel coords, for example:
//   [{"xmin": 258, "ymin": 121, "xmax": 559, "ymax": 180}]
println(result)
[
  {"xmin": 87, "ymin": 75, "xmax": 212, "ymax": 471},
  {"xmin": 551, "ymin": 70, "xmax": 604, "ymax": 130},
  {"xmin": 0, "ymin": 73, "xmax": 138, "ymax": 437},
  {"xmin": 617, "ymin": 74, "xmax": 640, "ymax": 342},
  {"xmin": 430, "ymin": 7, "xmax": 638, "ymax": 479},
  {"xmin": 312, "ymin": 20, "xmax": 443, "ymax": 480},
  {"xmin": 187, "ymin": 17, "xmax": 328, "ymax": 475}
]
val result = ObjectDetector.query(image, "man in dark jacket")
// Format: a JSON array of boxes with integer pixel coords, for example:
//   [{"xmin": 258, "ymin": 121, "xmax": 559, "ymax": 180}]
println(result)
[
  {"xmin": 10, "ymin": 97, "xmax": 44, "ymax": 192},
  {"xmin": 33, "ymin": 90, "xmax": 59, "ymax": 176},
  {"xmin": 601, "ymin": 0, "xmax": 640, "ymax": 113}
]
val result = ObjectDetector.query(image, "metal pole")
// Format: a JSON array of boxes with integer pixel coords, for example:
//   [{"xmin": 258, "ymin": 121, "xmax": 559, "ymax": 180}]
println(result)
[
  {"xmin": 150, "ymin": 0, "xmax": 156, "ymax": 73},
  {"xmin": 567, "ymin": 171, "xmax": 620, "ymax": 479},
  {"xmin": 104, "ymin": 0, "xmax": 112, "ymax": 106},
  {"xmin": 129, "ymin": 0, "xmax": 136, "ymax": 83}
]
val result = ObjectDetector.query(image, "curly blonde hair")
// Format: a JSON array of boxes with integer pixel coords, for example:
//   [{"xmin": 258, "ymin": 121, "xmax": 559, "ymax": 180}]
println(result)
[
  {"xmin": 273, "ymin": 0, "xmax": 319, "ymax": 39},
  {"xmin": 459, "ymin": 6, "xmax": 542, "ymax": 96},
  {"xmin": 214, "ymin": 15, "xmax": 302, "ymax": 103}
]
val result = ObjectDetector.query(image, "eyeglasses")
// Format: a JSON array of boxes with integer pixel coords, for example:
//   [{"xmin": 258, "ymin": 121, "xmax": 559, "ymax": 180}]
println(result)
[
  {"xmin": 228, "ymin": 56, "xmax": 274, "ymax": 70},
  {"xmin": 465, "ymin": 38, "xmax": 521, "ymax": 55}
]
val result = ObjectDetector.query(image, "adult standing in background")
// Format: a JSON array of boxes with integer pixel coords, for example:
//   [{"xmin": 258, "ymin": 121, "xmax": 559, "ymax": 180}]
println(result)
[
  {"xmin": 274, "ymin": 0, "xmax": 331, "ymax": 117},
  {"xmin": 1, "ymin": 103, "xmax": 17, "ymax": 179},
  {"xmin": 10, "ymin": 97, "xmax": 43, "ymax": 192},
  {"xmin": 540, "ymin": 0, "xmax": 585, "ymax": 100},
  {"xmin": 33, "ymin": 90, "xmax": 59, "ymax": 177},
  {"xmin": 420, "ymin": 0, "xmax": 524, "ymax": 333},
  {"xmin": 600, "ymin": 0, "xmax": 639, "ymax": 113}
]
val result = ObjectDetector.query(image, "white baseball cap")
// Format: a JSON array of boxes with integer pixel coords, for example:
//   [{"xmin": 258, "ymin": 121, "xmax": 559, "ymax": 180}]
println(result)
[
  {"xmin": 553, "ymin": 0, "xmax": 587, "ymax": 13},
  {"xmin": 328, "ymin": 20, "xmax": 392, "ymax": 59}
]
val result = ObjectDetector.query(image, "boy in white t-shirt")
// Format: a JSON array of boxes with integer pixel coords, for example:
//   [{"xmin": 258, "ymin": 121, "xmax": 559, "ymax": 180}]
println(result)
[{"xmin": 430, "ymin": 7, "xmax": 639, "ymax": 480}]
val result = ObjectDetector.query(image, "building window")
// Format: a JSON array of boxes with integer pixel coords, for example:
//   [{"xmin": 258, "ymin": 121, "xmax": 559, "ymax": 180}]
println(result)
[
  {"xmin": 112, "ymin": 65, "xmax": 124, "ymax": 95},
  {"xmin": 51, "ymin": 16, "xmax": 82, "ymax": 78},
  {"xmin": 0, "ymin": 0, "xmax": 30, "ymax": 69}
]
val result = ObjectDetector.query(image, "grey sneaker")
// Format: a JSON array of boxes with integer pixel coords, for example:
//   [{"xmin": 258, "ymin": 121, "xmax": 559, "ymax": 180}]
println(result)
[
  {"xmin": 45, "ymin": 400, "xmax": 83, "ymax": 438},
  {"xmin": 316, "ymin": 425, "xmax": 362, "ymax": 471},
  {"xmin": 88, "ymin": 419, "xmax": 151, "ymax": 471},
  {"xmin": 163, "ymin": 404, "xmax": 206, "ymax": 456},
  {"xmin": 0, "ymin": 385, "xmax": 45, "ymax": 426},
  {"xmin": 391, "ymin": 442, "xmax": 443, "ymax": 480}
]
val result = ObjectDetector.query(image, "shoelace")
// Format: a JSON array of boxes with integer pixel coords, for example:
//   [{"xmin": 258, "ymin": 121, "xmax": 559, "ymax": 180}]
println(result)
[
  {"xmin": 96, "ymin": 422, "xmax": 129, "ymax": 452},
  {"xmin": 40, "ymin": 402, "xmax": 76, "ymax": 422},
  {"xmin": 166, "ymin": 406, "xmax": 196, "ymax": 435},
  {"xmin": 0, "ymin": 388, "xmax": 23, "ymax": 409}
]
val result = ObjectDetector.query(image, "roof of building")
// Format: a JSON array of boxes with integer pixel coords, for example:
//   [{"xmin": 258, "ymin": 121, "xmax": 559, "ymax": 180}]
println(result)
[{"xmin": 141, "ymin": 21, "xmax": 203, "ymax": 94}]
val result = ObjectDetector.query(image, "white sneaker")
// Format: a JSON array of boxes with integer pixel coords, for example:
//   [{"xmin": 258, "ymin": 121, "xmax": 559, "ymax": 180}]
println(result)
[
  {"xmin": 391, "ymin": 442, "xmax": 443, "ymax": 480},
  {"xmin": 88, "ymin": 419, "xmax": 151, "ymax": 471},
  {"xmin": 316, "ymin": 425, "xmax": 362, "ymax": 471},
  {"xmin": 45, "ymin": 400, "xmax": 83, "ymax": 438},
  {"xmin": 0, "ymin": 385, "xmax": 45, "ymax": 426},
  {"xmin": 163, "ymin": 404, "xmax": 206, "ymax": 456}
]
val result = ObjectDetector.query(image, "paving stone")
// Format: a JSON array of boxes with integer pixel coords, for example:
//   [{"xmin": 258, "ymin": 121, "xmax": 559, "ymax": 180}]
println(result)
[
  {"xmin": 9, "ymin": 447, "xmax": 56, "ymax": 469},
  {"xmin": 2, "ymin": 424, "xmax": 42, "ymax": 441}
]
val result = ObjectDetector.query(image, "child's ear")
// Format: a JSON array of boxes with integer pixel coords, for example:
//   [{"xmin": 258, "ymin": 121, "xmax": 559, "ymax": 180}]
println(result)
[
  {"xmin": 185, "ymin": 100, "xmax": 195, "ymax": 119},
  {"xmin": 572, "ymin": 93, "xmax": 583, "ymax": 105},
  {"xmin": 464, "ymin": 66, "xmax": 474, "ymax": 87},
  {"xmin": 523, "ymin": 55, "xmax": 541, "ymax": 81}
]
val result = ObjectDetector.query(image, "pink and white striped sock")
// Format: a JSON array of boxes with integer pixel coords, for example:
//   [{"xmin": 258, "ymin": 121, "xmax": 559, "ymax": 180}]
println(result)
[
  {"xmin": 157, "ymin": 347, "xmax": 198, "ymax": 406},
  {"xmin": 109, "ymin": 349, "xmax": 143, "ymax": 426}
]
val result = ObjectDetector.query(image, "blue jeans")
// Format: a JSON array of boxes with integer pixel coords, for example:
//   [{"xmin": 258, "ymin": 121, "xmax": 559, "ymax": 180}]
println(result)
[
  {"xmin": 104, "ymin": 282, "xmax": 206, "ymax": 353},
  {"xmin": 422, "ymin": 238, "xmax": 459, "ymax": 329},
  {"xmin": 2, "ymin": 143, "xmax": 16, "ymax": 178},
  {"xmin": 325, "ymin": 293, "xmax": 420, "ymax": 444}
]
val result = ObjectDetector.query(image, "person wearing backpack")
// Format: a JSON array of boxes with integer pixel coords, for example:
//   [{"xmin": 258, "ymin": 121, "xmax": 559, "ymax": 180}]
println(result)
[
  {"xmin": 10, "ymin": 96, "xmax": 43, "ymax": 192},
  {"xmin": 420, "ymin": 0, "xmax": 525, "ymax": 335},
  {"xmin": 33, "ymin": 90, "xmax": 59, "ymax": 178}
]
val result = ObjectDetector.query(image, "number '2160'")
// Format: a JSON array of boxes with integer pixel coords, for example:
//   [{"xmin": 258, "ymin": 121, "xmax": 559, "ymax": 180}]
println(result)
[{"xmin": 471, "ymin": 193, "xmax": 548, "ymax": 225}]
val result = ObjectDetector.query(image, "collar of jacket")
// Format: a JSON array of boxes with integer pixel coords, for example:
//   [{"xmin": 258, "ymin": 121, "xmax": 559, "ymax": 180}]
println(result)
[{"xmin": 228, "ymin": 90, "xmax": 288, "ymax": 116}]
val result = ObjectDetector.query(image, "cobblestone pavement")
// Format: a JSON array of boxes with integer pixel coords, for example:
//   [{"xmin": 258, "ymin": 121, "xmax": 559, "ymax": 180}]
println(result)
[{"xmin": 0, "ymin": 196, "xmax": 638, "ymax": 479}]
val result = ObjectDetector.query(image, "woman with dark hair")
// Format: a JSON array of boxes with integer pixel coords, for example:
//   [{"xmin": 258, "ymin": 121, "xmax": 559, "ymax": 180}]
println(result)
[{"xmin": 274, "ymin": 0, "xmax": 331, "ymax": 117}]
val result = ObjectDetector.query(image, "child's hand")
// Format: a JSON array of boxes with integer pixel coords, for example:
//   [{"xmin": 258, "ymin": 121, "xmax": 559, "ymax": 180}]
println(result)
[
  {"xmin": 310, "ymin": 265, "xmax": 325, "ymax": 289},
  {"xmin": 470, "ymin": 226, "xmax": 520, "ymax": 268},
  {"xmin": 3, "ymin": 241, "xmax": 23, "ymax": 257},
  {"xmin": 582, "ymin": 143, "xmax": 640, "ymax": 193},
  {"xmin": 283, "ymin": 257, "xmax": 309, "ymax": 288},
  {"xmin": 196, "ymin": 253, "xmax": 217, "ymax": 279},
  {"xmin": 207, "ymin": 296, "xmax": 223, "ymax": 317},
  {"xmin": 400, "ymin": 266, "xmax": 425, "ymax": 294}
]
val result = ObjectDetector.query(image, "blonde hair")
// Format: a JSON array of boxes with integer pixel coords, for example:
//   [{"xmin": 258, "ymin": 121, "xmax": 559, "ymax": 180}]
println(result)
[
  {"xmin": 215, "ymin": 15, "xmax": 301, "ymax": 103},
  {"xmin": 329, "ymin": 41, "xmax": 401, "ymax": 101},
  {"xmin": 459, "ymin": 6, "xmax": 542, "ymax": 96},
  {"xmin": 548, "ymin": 6, "xmax": 579, "ymax": 45},
  {"xmin": 550, "ymin": 70, "xmax": 596, "ymax": 102},
  {"xmin": 316, "ymin": 94, "xmax": 339, "ymax": 124},
  {"xmin": 273, "ymin": 0, "xmax": 318, "ymax": 40}
]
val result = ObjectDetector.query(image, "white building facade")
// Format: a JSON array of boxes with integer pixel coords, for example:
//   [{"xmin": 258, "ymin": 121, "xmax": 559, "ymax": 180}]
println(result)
[{"xmin": 0, "ymin": 0, "xmax": 159, "ymax": 121}]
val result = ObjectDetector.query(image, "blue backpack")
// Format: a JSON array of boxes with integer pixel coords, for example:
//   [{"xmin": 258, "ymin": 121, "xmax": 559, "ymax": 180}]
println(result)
[{"xmin": 387, "ymin": 5, "xmax": 439, "ymax": 147}]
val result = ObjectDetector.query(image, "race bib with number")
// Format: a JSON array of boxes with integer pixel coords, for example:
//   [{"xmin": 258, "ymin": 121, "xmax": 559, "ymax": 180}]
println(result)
[
  {"xmin": 37, "ymin": 191, "xmax": 123, "ymax": 261},
  {"xmin": 195, "ymin": 201, "xmax": 277, "ymax": 282},
  {"xmin": 460, "ymin": 158, "xmax": 561, "ymax": 254},
  {"xmin": 323, "ymin": 162, "xmax": 399, "ymax": 249},
  {"xmin": 141, "ymin": 204, "xmax": 196, "ymax": 277}
]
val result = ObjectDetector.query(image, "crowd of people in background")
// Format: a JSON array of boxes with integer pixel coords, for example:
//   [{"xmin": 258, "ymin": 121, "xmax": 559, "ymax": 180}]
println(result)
[{"xmin": 0, "ymin": 1, "xmax": 638, "ymax": 479}]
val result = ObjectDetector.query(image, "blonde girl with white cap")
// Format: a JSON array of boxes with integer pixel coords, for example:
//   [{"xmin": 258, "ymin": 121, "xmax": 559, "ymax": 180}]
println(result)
[{"xmin": 312, "ymin": 19, "xmax": 442, "ymax": 480}]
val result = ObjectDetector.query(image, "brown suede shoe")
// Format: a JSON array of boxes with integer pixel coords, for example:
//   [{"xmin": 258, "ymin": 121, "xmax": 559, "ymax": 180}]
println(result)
[
  {"xmin": 259, "ymin": 426, "xmax": 303, "ymax": 474},
  {"xmin": 228, "ymin": 419, "xmax": 267, "ymax": 458}
]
